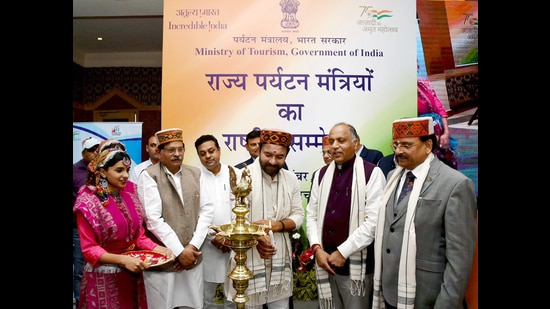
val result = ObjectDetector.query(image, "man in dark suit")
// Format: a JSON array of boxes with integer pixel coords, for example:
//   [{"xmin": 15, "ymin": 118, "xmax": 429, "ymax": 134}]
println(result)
[
  {"xmin": 376, "ymin": 153, "xmax": 396, "ymax": 178},
  {"xmin": 354, "ymin": 133, "xmax": 383, "ymax": 165},
  {"xmin": 235, "ymin": 129, "xmax": 261, "ymax": 169},
  {"xmin": 372, "ymin": 117, "xmax": 477, "ymax": 309}
]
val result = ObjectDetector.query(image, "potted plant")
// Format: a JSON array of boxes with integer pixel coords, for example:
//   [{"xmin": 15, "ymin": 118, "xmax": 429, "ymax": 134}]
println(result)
[{"xmin": 290, "ymin": 226, "xmax": 318, "ymax": 305}]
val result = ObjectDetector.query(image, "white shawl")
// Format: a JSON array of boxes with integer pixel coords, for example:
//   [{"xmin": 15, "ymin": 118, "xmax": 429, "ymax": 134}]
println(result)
[
  {"xmin": 243, "ymin": 158, "xmax": 293, "ymax": 305},
  {"xmin": 372, "ymin": 153, "xmax": 433, "ymax": 309},
  {"xmin": 315, "ymin": 157, "xmax": 368, "ymax": 309}
]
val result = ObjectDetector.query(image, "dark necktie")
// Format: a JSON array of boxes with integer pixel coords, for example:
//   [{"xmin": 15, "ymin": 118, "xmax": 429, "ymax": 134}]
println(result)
[{"xmin": 398, "ymin": 171, "xmax": 415, "ymax": 203}]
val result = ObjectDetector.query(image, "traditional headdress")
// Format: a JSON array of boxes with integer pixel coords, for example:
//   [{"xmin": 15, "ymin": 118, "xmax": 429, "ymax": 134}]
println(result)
[
  {"xmin": 155, "ymin": 128, "xmax": 183, "ymax": 146},
  {"xmin": 98, "ymin": 139, "xmax": 126, "ymax": 153},
  {"xmin": 392, "ymin": 116, "xmax": 434, "ymax": 139},
  {"xmin": 260, "ymin": 129, "xmax": 292, "ymax": 147},
  {"xmin": 322, "ymin": 135, "xmax": 330, "ymax": 147},
  {"xmin": 87, "ymin": 148, "xmax": 131, "ymax": 206}
]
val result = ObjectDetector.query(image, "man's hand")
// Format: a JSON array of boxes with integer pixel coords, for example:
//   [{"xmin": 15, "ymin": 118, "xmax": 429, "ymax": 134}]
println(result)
[
  {"xmin": 327, "ymin": 250, "xmax": 346, "ymax": 268},
  {"xmin": 175, "ymin": 244, "xmax": 202, "ymax": 271},
  {"xmin": 211, "ymin": 234, "xmax": 231, "ymax": 253},
  {"xmin": 255, "ymin": 235, "xmax": 276, "ymax": 259},
  {"xmin": 315, "ymin": 249, "xmax": 336, "ymax": 275}
]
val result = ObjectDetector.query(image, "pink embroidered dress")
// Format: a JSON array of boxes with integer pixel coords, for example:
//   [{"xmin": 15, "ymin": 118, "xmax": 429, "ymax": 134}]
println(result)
[{"xmin": 74, "ymin": 181, "xmax": 158, "ymax": 309}]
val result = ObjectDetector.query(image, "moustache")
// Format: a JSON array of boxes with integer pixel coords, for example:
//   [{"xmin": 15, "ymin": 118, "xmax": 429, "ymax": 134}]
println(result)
[{"xmin": 266, "ymin": 162, "xmax": 280, "ymax": 167}]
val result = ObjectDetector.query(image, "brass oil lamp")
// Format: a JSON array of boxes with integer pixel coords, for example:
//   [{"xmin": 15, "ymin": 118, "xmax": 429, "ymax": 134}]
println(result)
[{"xmin": 210, "ymin": 165, "xmax": 267, "ymax": 308}]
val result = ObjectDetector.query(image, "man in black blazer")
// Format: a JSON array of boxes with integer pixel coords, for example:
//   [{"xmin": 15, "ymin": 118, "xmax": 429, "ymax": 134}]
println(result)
[
  {"xmin": 354, "ymin": 133, "xmax": 383, "ymax": 165},
  {"xmin": 235, "ymin": 129, "xmax": 261, "ymax": 169},
  {"xmin": 377, "ymin": 154, "xmax": 396, "ymax": 178}
]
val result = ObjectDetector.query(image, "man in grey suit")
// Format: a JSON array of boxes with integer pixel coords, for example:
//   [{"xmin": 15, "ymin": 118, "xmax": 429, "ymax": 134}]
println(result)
[{"xmin": 372, "ymin": 117, "xmax": 477, "ymax": 309}]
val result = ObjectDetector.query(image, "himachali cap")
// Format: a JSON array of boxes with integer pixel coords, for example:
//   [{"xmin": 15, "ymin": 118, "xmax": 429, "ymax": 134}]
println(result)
[
  {"xmin": 82, "ymin": 137, "xmax": 100, "ymax": 151},
  {"xmin": 322, "ymin": 135, "xmax": 330, "ymax": 147},
  {"xmin": 392, "ymin": 116, "xmax": 434, "ymax": 139},
  {"xmin": 156, "ymin": 128, "xmax": 183, "ymax": 146},
  {"xmin": 260, "ymin": 129, "xmax": 292, "ymax": 147}
]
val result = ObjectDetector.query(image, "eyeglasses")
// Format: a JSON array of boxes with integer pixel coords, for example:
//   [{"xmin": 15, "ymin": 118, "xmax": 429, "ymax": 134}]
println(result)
[
  {"xmin": 391, "ymin": 142, "xmax": 420, "ymax": 152},
  {"xmin": 163, "ymin": 147, "xmax": 185, "ymax": 154}
]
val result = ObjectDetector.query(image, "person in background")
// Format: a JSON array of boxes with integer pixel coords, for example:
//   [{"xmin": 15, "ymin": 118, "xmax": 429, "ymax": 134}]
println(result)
[
  {"xmin": 129, "ymin": 134, "xmax": 160, "ymax": 184},
  {"xmin": 235, "ymin": 129, "xmax": 261, "ymax": 169},
  {"xmin": 417, "ymin": 77, "xmax": 452, "ymax": 149},
  {"xmin": 376, "ymin": 153, "xmax": 396, "ymax": 179},
  {"xmin": 74, "ymin": 148, "xmax": 174, "ymax": 308},
  {"xmin": 354, "ymin": 132, "xmax": 384, "ymax": 165},
  {"xmin": 372, "ymin": 117, "xmax": 476, "ymax": 309},
  {"xmin": 309, "ymin": 135, "xmax": 332, "ymax": 200},
  {"xmin": 72, "ymin": 136, "xmax": 100, "ymax": 308},
  {"xmin": 320, "ymin": 135, "xmax": 334, "ymax": 166},
  {"xmin": 225, "ymin": 129, "xmax": 304, "ymax": 309},
  {"xmin": 306, "ymin": 122, "xmax": 386, "ymax": 309},
  {"xmin": 138, "ymin": 128, "xmax": 215, "ymax": 309},
  {"xmin": 194, "ymin": 134, "xmax": 237, "ymax": 309}
]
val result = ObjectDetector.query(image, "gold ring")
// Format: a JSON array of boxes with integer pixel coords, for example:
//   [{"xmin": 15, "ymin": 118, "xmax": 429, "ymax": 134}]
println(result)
[{"xmin": 193, "ymin": 260, "xmax": 197, "ymax": 265}]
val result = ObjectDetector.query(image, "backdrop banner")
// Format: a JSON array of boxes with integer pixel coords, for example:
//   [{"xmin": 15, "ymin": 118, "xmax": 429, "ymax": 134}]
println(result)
[
  {"xmin": 161, "ymin": 0, "xmax": 417, "ymax": 205},
  {"xmin": 73, "ymin": 122, "xmax": 143, "ymax": 166}
]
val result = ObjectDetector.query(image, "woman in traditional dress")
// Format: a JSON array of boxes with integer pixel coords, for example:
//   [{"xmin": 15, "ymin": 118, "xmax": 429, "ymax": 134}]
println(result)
[{"xmin": 74, "ymin": 147, "xmax": 174, "ymax": 308}]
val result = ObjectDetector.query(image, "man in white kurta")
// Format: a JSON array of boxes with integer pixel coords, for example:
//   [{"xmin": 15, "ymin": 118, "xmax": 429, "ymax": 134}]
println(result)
[
  {"xmin": 194, "ymin": 134, "xmax": 238, "ymax": 309},
  {"xmin": 306, "ymin": 123, "xmax": 386, "ymax": 309},
  {"xmin": 138, "ymin": 128, "xmax": 214, "ymax": 309}
]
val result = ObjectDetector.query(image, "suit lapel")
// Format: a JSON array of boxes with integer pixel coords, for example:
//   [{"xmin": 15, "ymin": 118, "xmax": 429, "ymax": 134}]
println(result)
[{"xmin": 419, "ymin": 157, "xmax": 441, "ymax": 196}]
